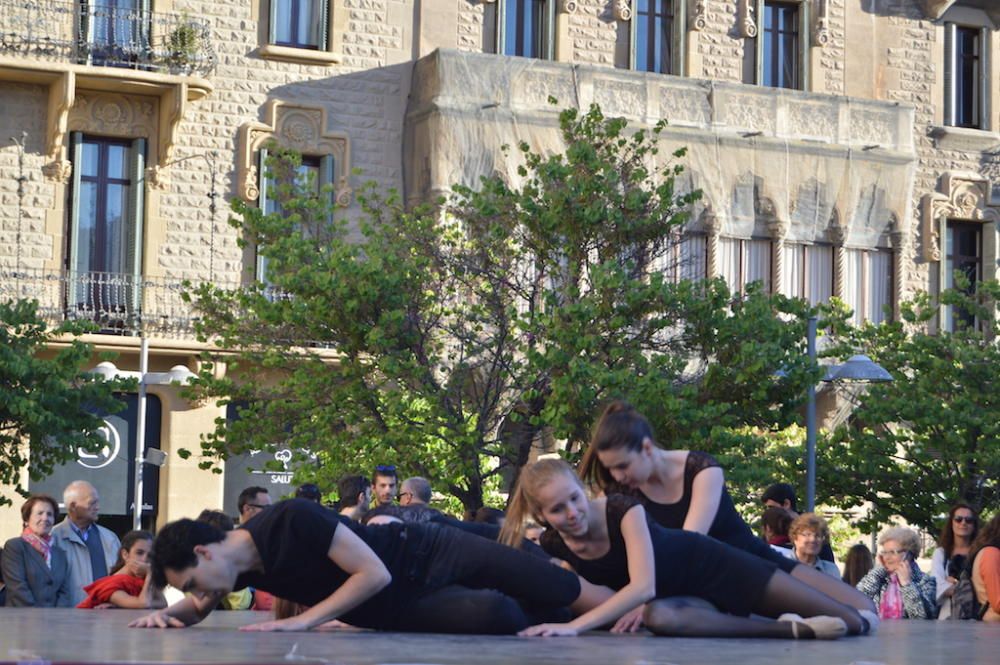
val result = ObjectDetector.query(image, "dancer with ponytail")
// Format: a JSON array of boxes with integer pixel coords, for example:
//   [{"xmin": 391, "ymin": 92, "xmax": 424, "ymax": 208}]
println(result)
[
  {"xmin": 500, "ymin": 459, "xmax": 867, "ymax": 639},
  {"xmin": 579, "ymin": 401, "xmax": 876, "ymax": 616}
]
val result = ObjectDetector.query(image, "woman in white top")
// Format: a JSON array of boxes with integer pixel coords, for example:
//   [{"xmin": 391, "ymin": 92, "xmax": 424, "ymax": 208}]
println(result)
[
  {"xmin": 789, "ymin": 513, "xmax": 841, "ymax": 579},
  {"xmin": 931, "ymin": 503, "xmax": 978, "ymax": 619}
]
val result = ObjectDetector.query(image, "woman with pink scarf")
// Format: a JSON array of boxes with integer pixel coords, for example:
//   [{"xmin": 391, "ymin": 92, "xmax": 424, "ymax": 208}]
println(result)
[
  {"xmin": 856, "ymin": 526, "xmax": 936, "ymax": 619},
  {"xmin": 1, "ymin": 495, "xmax": 74, "ymax": 606}
]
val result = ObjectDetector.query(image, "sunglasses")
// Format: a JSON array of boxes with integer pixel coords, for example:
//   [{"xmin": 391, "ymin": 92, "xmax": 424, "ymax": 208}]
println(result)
[
  {"xmin": 397, "ymin": 491, "xmax": 413, "ymax": 501},
  {"xmin": 953, "ymin": 515, "xmax": 976, "ymax": 524}
]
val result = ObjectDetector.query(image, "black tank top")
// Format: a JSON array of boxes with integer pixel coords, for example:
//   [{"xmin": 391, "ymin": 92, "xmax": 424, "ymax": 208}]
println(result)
[{"xmin": 605, "ymin": 451, "xmax": 765, "ymax": 555}]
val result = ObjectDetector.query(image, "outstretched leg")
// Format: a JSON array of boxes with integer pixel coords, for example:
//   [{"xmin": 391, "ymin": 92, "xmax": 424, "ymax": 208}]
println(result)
[
  {"xmin": 755, "ymin": 569, "xmax": 866, "ymax": 635},
  {"xmin": 789, "ymin": 563, "xmax": 876, "ymax": 613},
  {"xmin": 644, "ymin": 597, "xmax": 801, "ymax": 638}
]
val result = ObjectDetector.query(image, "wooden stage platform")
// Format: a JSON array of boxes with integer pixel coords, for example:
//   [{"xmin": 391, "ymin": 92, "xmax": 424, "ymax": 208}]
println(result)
[{"xmin": 1, "ymin": 608, "xmax": 997, "ymax": 664}]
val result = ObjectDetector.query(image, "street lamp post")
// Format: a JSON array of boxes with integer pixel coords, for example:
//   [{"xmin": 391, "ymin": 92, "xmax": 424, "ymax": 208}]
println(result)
[
  {"xmin": 804, "ymin": 315, "xmax": 893, "ymax": 512},
  {"xmin": 92, "ymin": 341, "xmax": 196, "ymax": 529}
]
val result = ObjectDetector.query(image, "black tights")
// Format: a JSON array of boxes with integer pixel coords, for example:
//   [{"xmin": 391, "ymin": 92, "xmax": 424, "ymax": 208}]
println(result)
[
  {"xmin": 391, "ymin": 524, "xmax": 579, "ymax": 634},
  {"xmin": 645, "ymin": 570, "xmax": 865, "ymax": 638}
]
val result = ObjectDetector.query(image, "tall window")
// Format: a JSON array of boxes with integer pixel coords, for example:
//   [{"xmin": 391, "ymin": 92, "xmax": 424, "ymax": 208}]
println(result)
[
  {"xmin": 257, "ymin": 150, "xmax": 335, "ymax": 283},
  {"xmin": 489, "ymin": 0, "xmax": 554, "ymax": 59},
  {"xmin": 744, "ymin": 1, "xmax": 807, "ymax": 89},
  {"xmin": 718, "ymin": 238, "xmax": 772, "ymax": 294},
  {"xmin": 843, "ymin": 248, "xmax": 893, "ymax": 325},
  {"xmin": 945, "ymin": 24, "xmax": 989, "ymax": 129},
  {"xmin": 942, "ymin": 221, "xmax": 982, "ymax": 330},
  {"xmin": 68, "ymin": 133, "xmax": 146, "ymax": 317},
  {"xmin": 782, "ymin": 243, "xmax": 832, "ymax": 305},
  {"xmin": 270, "ymin": 0, "xmax": 329, "ymax": 50},
  {"xmin": 83, "ymin": 0, "xmax": 150, "ymax": 65},
  {"xmin": 633, "ymin": 0, "xmax": 673, "ymax": 74},
  {"xmin": 762, "ymin": 2, "xmax": 799, "ymax": 89},
  {"xmin": 650, "ymin": 232, "xmax": 707, "ymax": 283}
]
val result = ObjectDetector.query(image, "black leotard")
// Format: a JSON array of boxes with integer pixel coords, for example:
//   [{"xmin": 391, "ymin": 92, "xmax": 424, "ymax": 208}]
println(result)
[
  {"xmin": 540, "ymin": 494, "xmax": 778, "ymax": 616},
  {"xmin": 606, "ymin": 451, "xmax": 797, "ymax": 573}
]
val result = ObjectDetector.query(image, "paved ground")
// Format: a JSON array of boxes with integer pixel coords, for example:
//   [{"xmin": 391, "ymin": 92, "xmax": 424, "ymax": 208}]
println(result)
[{"xmin": 0, "ymin": 608, "xmax": 997, "ymax": 665}]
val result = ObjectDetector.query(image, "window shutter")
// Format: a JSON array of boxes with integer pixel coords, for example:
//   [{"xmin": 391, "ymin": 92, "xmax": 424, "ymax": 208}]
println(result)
[
  {"xmin": 257, "ymin": 147, "xmax": 270, "ymax": 283},
  {"xmin": 545, "ymin": 0, "xmax": 556, "ymax": 61},
  {"xmin": 756, "ymin": 0, "xmax": 765, "ymax": 85},
  {"xmin": 799, "ymin": 0, "xmax": 809, "ymax": 90},
  {"xmin": 320, "ymin": 154, "xmax": 336, "ymax": 223},
  {"xmin": 268, "ymin": 0, "xmax": 279, "ymax": 44},
  {"xmin": 944, "ymin": 22, "xmax": 956, "ymax": 126},
  {"xmin": 980, "ymin": 27, "xmax": 990, "ymax": 131},
  {"xmin": 318, "ymin": 0, "xmax": 330, "ymax": 51},
  {"xmin": 984, "ymin": 222, "xmax": 998, "ymax": 283},
  {"xmin": 674, "ymin": 0, "xmax": 686, "ymax": 76},
  {"xmin": 68, "ymin": 132, "xmax": 85, "ymax": 306},
  {"xmin": 127, "ymin": 137, "xmax": 146, "ymax": 313},
  {"xmin": 939, "ymin": 217, "xmax": 952, "ymax": 332}
]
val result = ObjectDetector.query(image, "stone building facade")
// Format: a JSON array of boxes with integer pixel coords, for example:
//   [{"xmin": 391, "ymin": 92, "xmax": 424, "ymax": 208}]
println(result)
[{"xmin": 0, "ymin": 0, "xmax": 997, "ymax": 532}]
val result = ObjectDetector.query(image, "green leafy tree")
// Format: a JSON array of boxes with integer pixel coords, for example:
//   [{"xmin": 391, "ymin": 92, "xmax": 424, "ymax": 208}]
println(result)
[
  {"xmin": 186, "ymin": 105, "xmax": 819, "ymax": 512},
  {"xmin": 819, "ymin": 279, "xmax": 1000, "ymax": 533},
  {"xmin": 0, "ymin": 299, "xmax": 127, "ymax": 506}
]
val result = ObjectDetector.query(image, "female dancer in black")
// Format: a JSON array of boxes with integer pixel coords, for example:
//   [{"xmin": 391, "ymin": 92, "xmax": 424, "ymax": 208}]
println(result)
[
  {"xmin": 129, "ymin": 499, "xmax": 600, "ymax": 634},
  {"xmin": 579, "ymin": 400, "xmax": 876, "ymax": 625},
  {"xmin": 500, "ymin": 459, "xmax": 867, "ymax": 638}
]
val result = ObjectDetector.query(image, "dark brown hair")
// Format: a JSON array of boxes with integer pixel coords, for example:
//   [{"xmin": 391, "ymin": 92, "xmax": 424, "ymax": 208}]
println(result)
[
  {"xmin": 111, "ymin": 530, "xmax": 153, "ymax": 575},
  {"xmin": 939, "ymin": 503, "xmax": 979, "ymax": 558},
  {"xmin": 761, "ymin": 506, "xmax": 793, "ymax": 539},
  {"xmin": 841, "ymin": 543, "xmax": 874, "ymax": 587},
  {"xmin": 579, "ymin": 400, "xmax": 657, "ymax": 491},
  {"xmin": 969, "ymin": 514, "xmax": 1000, "ymax": 568},
  {"xmin": 20, "ymin": 494, "xmax": 59, "ymax": 526}
]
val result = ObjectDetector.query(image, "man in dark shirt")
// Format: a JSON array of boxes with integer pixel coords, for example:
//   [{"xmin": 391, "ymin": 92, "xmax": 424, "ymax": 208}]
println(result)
[{"xmin": 130, "ymin": 499, "xmax": 584, "ymax": 633}]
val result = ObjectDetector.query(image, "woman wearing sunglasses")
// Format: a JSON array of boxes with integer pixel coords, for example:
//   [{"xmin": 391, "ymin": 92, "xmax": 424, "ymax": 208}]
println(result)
[
  {"xmin": 931, "ymin": 504, "xmax": 978, "ymax": 619},
  {"xmin": 856, "ymin": 526, "xmax": 937, "ymax": 619}
]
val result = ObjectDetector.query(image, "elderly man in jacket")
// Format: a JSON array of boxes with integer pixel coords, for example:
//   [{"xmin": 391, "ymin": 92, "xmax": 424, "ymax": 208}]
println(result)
[{"xmin": 50, "ymin": 481, "xmax": 120, "ymax": 605}]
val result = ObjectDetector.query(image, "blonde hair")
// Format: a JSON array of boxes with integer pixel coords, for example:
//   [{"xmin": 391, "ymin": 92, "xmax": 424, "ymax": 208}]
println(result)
[
  {"xmin": 788, "ymin": 513, "xmax": 830, "ymax": 543},
  {"xmin": 878, "ymin": 526, "xmax": 921, "ymax": 558},
  {"xmin": 498, "ymin": 458, "xmax": 582, "ymax": 548}
]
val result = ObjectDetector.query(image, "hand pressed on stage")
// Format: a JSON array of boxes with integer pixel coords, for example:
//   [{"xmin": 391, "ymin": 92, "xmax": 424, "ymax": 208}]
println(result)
[
  {"xmin": 239, "ymin": 617, "xmax": 313, "ymax": 632},
  {"xmin": 518, "ymin": 623, "xmax": 580, "ymax": 637}
]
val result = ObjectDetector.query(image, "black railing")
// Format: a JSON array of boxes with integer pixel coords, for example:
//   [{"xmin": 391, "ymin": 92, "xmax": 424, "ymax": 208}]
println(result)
[{"xmin": 0, "ymin": 0, "xmax": 216, "ymax": 76}]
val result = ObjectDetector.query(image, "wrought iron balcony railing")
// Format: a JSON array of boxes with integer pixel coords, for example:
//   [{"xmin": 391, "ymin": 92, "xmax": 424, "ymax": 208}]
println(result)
[
  {"xmin": 1, "ymin": 269, "xmax": 227, "ymax": 337},
  {"xmin": 0, "ymin": 0, "xmax": 216, "ymax": 76}
]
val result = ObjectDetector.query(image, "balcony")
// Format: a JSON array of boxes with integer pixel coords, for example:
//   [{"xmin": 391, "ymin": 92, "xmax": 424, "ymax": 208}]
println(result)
[
  {"xmin": 0, "ymin": 268, "xmax": 221, "ymax": 339},
  {"xmin": 0, "ymin": 0, "xmax": 216, "ymax": 77}
]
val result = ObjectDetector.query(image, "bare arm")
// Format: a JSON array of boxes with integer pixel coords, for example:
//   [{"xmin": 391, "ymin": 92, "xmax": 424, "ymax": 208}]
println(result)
[
  {"xmin": 240, "ymin": 524, "xmax": 392, "ymax": 632},
  {"xmin": 682, "ymin": 466, "xmax": 724, "ymax": 534},
  {"xmin": 128, "ymin": 590, "xmax": 225, "ymax": 628},
  {"xmin": 522, "ymin": 506, "xmax": 657, "ymax": 636},
  {"xmin": 109, "ymin": 570, "xmax": 167, "ymax": 609}
]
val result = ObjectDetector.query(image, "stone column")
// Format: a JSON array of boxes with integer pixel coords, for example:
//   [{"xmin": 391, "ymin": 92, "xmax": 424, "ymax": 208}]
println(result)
[
  {"xmin": 768, "ymin": 218, "xmax": 788, "ymax": 295},
  {"xmin": 705, "ymin": 210, "xmax": 722, "ymax": 279},
  {"xmin": 890, "ymin": 213, "xmax": 905, "ymax": 322},
  {"xmin": 829, "ymin": 223, "xmax": 847, "ymax": 300}
]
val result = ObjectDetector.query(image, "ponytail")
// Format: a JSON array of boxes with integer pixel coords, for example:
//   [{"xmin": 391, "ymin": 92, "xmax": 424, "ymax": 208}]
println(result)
[
  {"xmin": 498, "ymin": 479, "xmax": 532, "ymax": 549},
  {"xmin": 579, "ymin": 400, "xmax": 656, "ymax": 491}
]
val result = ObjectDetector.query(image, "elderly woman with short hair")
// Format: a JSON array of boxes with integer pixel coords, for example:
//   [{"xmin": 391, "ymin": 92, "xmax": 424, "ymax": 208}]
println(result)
[
  {"xmin": 1, "ymin": 495, "xmax": 74, "ymax": 607},
  {"xmin": 856, "ymin": 526, "xmax": 936, "ymax": 619},
  {"xmin": 789, "ymin": 513, "xmax": 841, "ymax": 579}
]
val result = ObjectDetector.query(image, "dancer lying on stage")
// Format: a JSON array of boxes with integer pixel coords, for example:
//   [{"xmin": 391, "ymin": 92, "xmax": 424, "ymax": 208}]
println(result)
[
  {"xmin": 128, "ymin": 499, "xmax": 601, "ymax": 633},
  {"xmin": 580, "ymin": 401, "xmax": 876, "ymax": 618},
  {"xmin": 499, "ymin": 458, "xmax": 871, "ymax": 639}
]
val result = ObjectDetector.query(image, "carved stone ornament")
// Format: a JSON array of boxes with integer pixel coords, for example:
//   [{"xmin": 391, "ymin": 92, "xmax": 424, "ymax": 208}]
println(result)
[
  {"xmin": 613, "ymin": 0, "xmax": 631, "ymax": 21},
  {"xmin": 237, "ymin": 100, "xmax": 351, "ymax": 202},
  {"xmin": 918, "ymin": 0, "xmax": 955, "ymax": 20},
  {"xmin": 738, "ymin": 0, "xmax": 757, "ymax": 39},
  {"xmin": 922, "ymin": 172, "xmax": 1000, "ymax": 262},
  {"xmin": 145, "ymin": 165, "xmax": 169, "ymax": 190},
  {"xmin": 562, "ymin": 0, "xmax": 579, "ymax": 14},
  {"xmin": 41, "ymin": 159, "xmax": 72, "ymax": 183},
  {"xmin": 812, "ymin": 0, "xmax": 830, "ymax": 47},
  {"xmin": 689, "ymin": 0, "xmax": 708, "ymax": 31}
]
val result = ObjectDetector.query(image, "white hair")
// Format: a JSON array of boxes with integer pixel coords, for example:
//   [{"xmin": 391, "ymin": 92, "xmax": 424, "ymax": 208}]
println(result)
[
  {"xmin": 63, "ymin": 480, "xmax": 97, "ymax": 508},
  {"xmin": 878, "ymin": 526, "xmax": 921, "ymax": 557}
]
